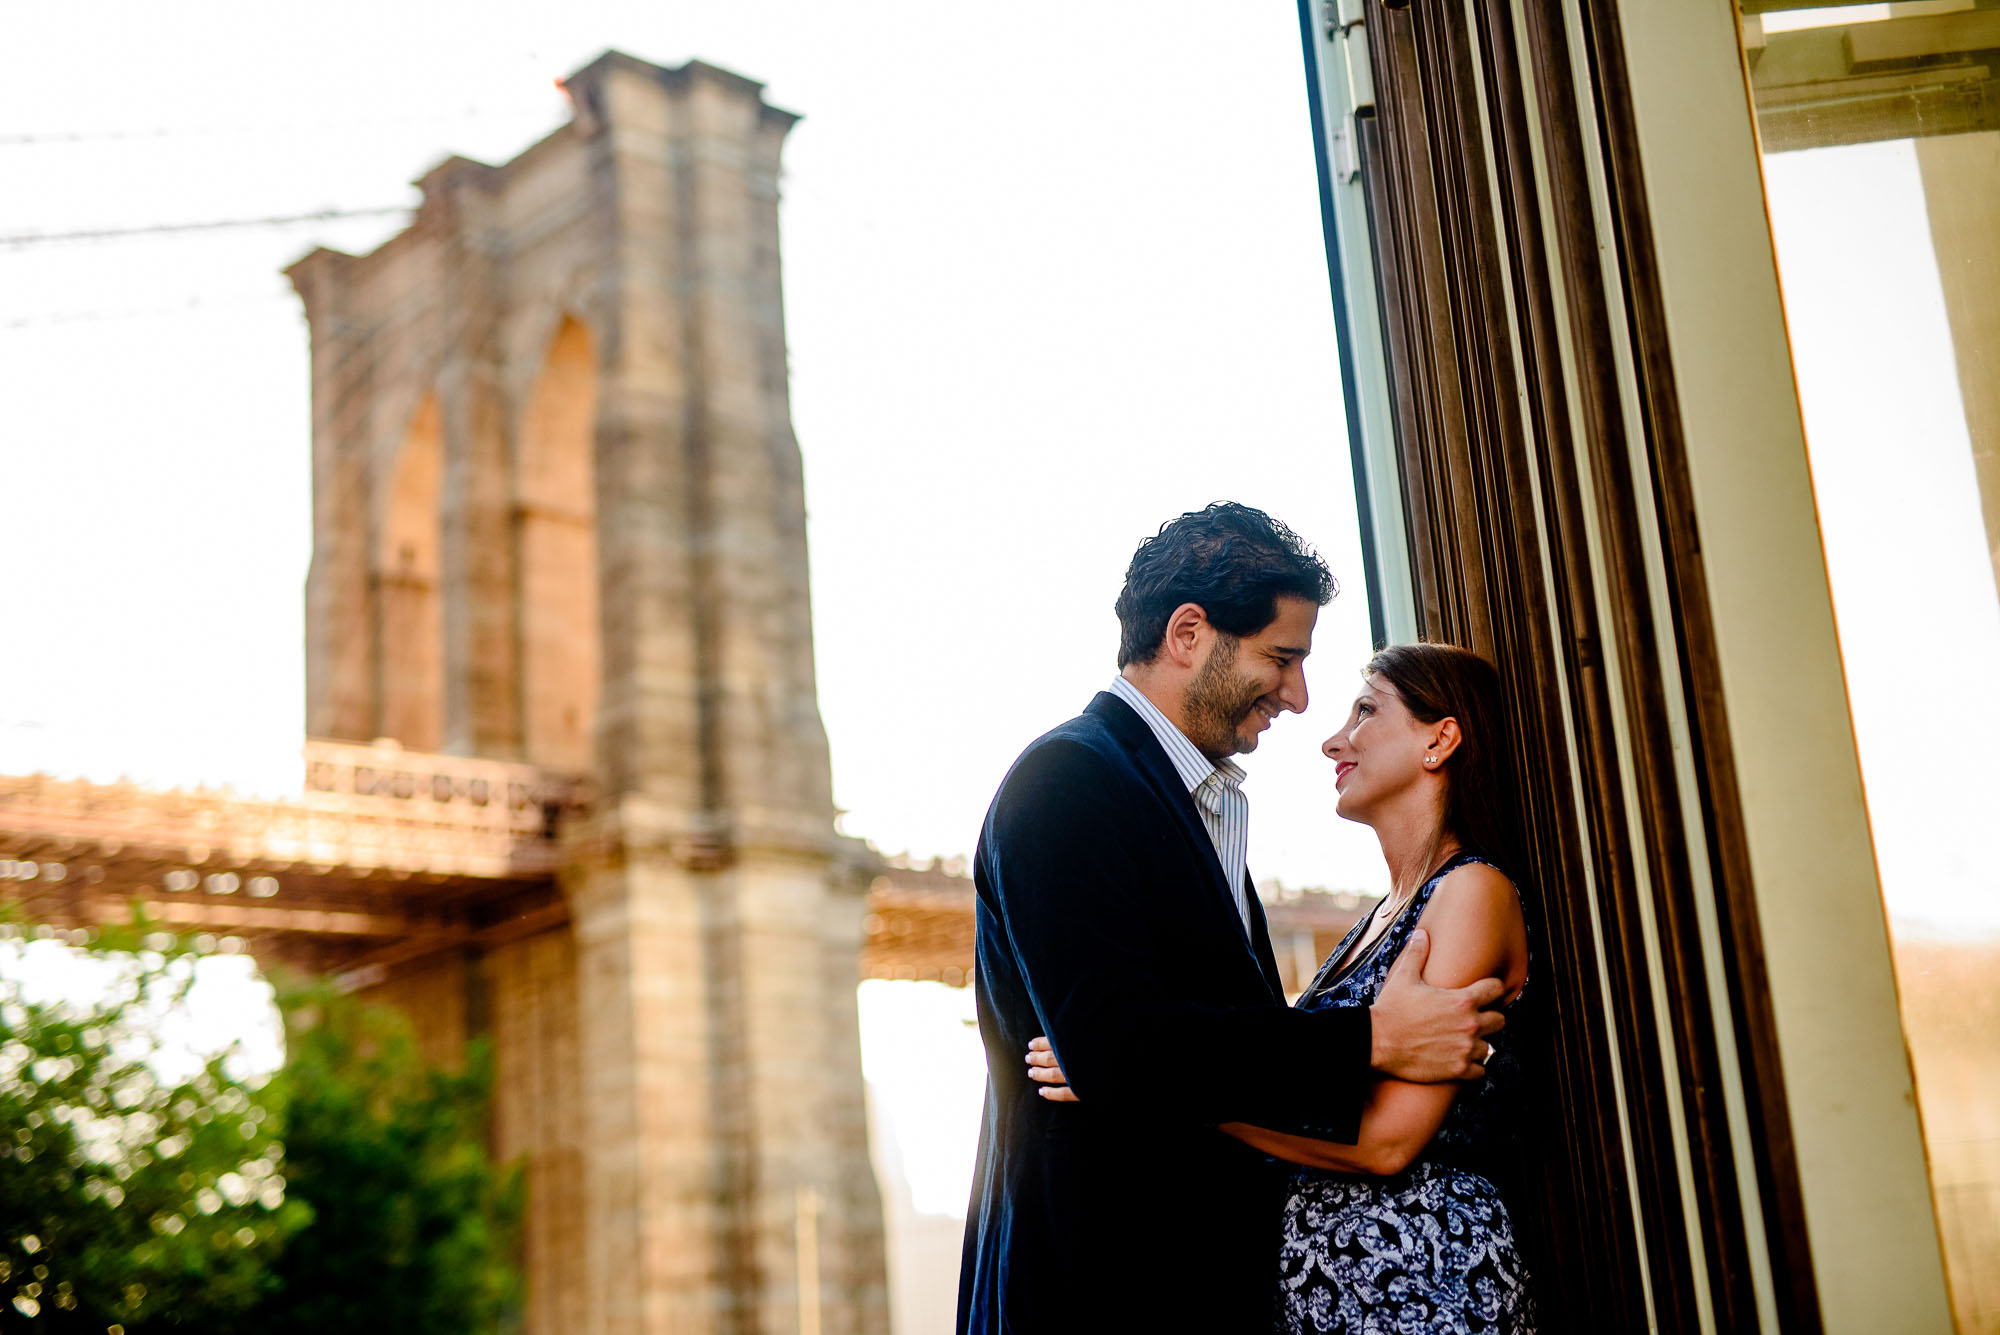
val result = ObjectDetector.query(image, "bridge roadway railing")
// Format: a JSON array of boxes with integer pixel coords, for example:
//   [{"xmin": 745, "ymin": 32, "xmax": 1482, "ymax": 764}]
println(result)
[
  {"xmin": 0, "ymin": 743, "xmax": 1370, "ymax": 993},
  {"xmin": 0, "ymin": 738, "xmax": 583, "ymax": 878},
  {"xmin": 0, "ymin": 738, "xmax": 583, "ymax": 966}
]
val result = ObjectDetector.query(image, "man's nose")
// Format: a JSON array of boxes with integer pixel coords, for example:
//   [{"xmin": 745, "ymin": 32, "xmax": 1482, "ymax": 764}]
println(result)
[{"xmin": 1278, "ymin": 667, "xmax": 1309, "ymax": 714}]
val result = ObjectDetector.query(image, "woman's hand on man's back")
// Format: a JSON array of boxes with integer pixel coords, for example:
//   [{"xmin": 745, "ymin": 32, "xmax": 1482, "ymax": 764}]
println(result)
[{"xmin": 1025, "ymin": 1035, "xmax": 1078, "ymax": 1101}]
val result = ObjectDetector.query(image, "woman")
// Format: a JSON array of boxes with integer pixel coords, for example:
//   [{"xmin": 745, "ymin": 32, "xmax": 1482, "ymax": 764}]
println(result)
[{"xmin": 1027, "ymin": 643, "xmax": 1536, "ymax": 1333}]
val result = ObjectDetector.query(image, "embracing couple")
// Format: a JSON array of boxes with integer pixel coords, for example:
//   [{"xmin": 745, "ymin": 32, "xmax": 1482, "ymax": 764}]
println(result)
[{"xmin": 957, "ymin": 503, "xmax": 1536, "ymax": 1334}]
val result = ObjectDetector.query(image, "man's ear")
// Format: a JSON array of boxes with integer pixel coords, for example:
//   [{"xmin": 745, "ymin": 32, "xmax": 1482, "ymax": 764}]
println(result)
[
  {"xmin": 1429, "ymin": 717, "xmax": 1464, "ymax": 763},
  {"xmin": 1162, "ymin": 602, "xmax": 1211, "ymax": 669}
]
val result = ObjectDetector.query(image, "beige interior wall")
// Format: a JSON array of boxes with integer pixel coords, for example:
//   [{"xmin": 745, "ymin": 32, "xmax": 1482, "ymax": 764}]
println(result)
[
  {"xmin": 1918, "ymin": 128, "xmax": 2000, "ymax": 610},
  {"xmin": 1897, "ymin": 935, "xmax": 2000, "ymax": 1327},
  {"xmin": 1607, "ymin": 1, "xmax": 1954, "ymax": 1328},
  {"xmin": 1910, "ymin": 122, "xmax": 2000, "ymax": 1335}
]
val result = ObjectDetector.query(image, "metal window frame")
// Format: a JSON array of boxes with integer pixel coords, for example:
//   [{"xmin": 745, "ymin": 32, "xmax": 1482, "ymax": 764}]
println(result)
[{"xmin": 1298, "ymin": 0, "xmax": 1419, "ymax": 649}]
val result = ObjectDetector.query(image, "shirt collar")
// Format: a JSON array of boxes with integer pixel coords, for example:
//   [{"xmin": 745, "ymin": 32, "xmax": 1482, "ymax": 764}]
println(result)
[{"xmin": 1106, "ymin": 675, "xmax": 1246, "ymax": 796}]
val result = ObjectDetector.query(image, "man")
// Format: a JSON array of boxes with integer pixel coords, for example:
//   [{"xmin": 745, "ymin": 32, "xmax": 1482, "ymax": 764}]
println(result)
[{"xmin": 956, "ymin": 503, "xmax": 1504, "ymax": 1332}]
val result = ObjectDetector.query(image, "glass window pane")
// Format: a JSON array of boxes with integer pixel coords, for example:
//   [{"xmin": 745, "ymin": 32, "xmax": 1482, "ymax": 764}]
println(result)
[{"xmin": 1736, "ymin": 2, "xmax": 2000, "ymax": 1328}]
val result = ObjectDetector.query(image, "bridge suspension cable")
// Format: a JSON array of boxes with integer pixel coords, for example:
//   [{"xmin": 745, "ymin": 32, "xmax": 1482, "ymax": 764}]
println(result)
[
  {"xmin": 0, "ymin": 206, "xmax": 412, "ymax": 250},
  {"xmin": 0, "ymin": 107, "xmax": 500, "ymax": 147}
]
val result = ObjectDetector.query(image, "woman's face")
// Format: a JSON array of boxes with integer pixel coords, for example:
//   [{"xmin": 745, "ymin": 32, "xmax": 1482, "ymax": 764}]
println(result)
[{"xmin": 1322, "ymin": 675, "xmax": 1437, "ymax": 824}]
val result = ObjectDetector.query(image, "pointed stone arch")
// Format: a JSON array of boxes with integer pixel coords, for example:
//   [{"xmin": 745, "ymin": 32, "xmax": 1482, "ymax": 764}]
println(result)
[
  {"xmin": 377, "ymin": 392, "xmax": 445, "ymax": 750},
  {"xmin": 516, "ymin": 316, "xmax": 599, "ymax": 771}
]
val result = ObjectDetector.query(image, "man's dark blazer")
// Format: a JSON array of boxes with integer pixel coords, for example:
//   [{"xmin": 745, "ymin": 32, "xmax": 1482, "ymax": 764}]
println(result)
[{"xmin": 956, "ymin": 691, "xmax": 1373, "ymax": 1334}]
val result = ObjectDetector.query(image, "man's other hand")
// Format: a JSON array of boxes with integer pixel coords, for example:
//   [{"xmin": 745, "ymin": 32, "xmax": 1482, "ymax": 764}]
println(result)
[{"xmin": 1368, "ymin": 928, "xmax": 1506, "ymax": 1082}]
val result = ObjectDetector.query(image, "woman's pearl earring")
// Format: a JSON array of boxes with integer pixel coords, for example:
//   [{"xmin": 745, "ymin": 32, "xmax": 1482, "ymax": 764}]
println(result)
[{"xmin": 1425, "ymin": 756, "xmax": 1437, "ymax": 766}]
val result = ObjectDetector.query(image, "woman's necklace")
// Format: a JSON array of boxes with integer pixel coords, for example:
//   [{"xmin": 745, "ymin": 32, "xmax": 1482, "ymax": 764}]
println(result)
[
  {"xmin": 1379, "ymin": 841, "xmax": 1465, "ymax": 933},
  {"xmin": 1341, "ymin": 878, "xmax": 1422, "ymax": 970},
  {"xmin": 1331, "ymin": 843, "xmax": 1466, "ymax": 978},
  {"xmin": 1370, "ymin": 889, "xmax": 1414, "ymax": 934}
]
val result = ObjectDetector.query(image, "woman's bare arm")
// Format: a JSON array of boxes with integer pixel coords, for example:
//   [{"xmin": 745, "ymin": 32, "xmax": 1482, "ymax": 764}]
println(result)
[
  {"xmin": 1218, "ymin": 863, "xmax": 1527, "ymax": 1176},
  {"xmin": 1019, "ymin": 865, "xmax": 1527, "ymax": 1173}
]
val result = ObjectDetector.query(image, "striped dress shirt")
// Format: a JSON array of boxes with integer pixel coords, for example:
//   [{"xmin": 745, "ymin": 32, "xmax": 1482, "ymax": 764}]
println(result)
[{"xmin": 1106, "ymin": 675, "xmax": 1252, "ymax": 933}]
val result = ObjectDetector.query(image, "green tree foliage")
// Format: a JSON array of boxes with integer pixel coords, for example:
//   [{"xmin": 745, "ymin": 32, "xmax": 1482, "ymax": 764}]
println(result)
[
  {"xmin": 0, "ymin": 924, "xmax": 522, "ymax": 1334},
  {"xmin": 0, "ymin": 933, "xmax": 294, "ymax": 1333},
  {"xmin": 261, "ymin": 983, "xmax": 523, "ymax": 1332}
]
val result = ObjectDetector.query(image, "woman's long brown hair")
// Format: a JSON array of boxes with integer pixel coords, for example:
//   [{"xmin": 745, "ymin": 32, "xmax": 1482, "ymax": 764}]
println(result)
[{"xmin": 1365, "ymin": 642, "xmax": 1517, "ymax": 875}]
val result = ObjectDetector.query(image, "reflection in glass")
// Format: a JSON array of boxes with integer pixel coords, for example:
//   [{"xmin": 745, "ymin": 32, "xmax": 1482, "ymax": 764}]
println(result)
[{"xmin": 1738, "ymin": 1, "xmax": 2000, "ymax": 1328}]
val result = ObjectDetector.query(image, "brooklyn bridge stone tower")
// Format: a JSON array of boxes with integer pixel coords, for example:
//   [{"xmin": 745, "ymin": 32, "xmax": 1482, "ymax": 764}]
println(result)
[{"xmin": 285, "ymin": 51, "xmax": 886, "ymax": 1334}]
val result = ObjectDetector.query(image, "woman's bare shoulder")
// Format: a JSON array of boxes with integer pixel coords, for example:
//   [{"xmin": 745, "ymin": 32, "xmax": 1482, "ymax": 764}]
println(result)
[
  {"xmin": 1413, "ymin": 859, "xmax": 1527, "ymax": 991},
  {"xmin": 1433, "ymin": 859, "xmax": 1521, "ymax": 913}
]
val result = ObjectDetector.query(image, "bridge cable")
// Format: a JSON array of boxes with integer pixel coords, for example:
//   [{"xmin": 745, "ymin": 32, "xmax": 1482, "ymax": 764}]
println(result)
[{"xmin": 0, "ymin": 206, "xmax": 413, "ymax": 250}]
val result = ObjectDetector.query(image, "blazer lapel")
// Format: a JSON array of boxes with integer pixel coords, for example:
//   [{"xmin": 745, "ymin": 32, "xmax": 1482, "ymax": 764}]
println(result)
[
  {"xmin": 1241, "ymin": 870, "xmax": 1286, "ymax": 1002},
  {"xmin": 1086, "ymin": 692, "xmax": 1253, "ymax": 952}
]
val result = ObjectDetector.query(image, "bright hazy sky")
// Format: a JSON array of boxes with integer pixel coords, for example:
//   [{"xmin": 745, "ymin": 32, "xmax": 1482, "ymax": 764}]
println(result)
[{"xmin": 0, "ymin": 0, "xmax": 1390, "ymax": 896}]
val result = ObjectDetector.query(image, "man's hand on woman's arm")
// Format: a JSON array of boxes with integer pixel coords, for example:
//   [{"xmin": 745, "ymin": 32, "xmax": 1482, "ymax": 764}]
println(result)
[
  {"xmin": 1026, "ymin": 923, "xmax": 1505, "ymax": 1101},
  {"xmin": 1368, "ymin": 927, "xmax": 1506, "ymax": 1083},
  {"xmin": 1024, "ymin": 874, "xmax": 1522, "ymax": 1176}
]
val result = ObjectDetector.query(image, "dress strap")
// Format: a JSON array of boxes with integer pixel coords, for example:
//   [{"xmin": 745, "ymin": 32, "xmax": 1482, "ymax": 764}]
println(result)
[
  {"xmin": 1381, "ymin": 851, "xmax": 1485, "ymax": 948},
  {"xmin": 1416, "ymin": 849, "xmax": 1486, "ymax": 896}
]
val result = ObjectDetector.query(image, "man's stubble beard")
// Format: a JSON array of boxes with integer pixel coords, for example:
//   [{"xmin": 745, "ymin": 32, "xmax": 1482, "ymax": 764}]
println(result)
[{"xmin": 1184, "ymin": 634, "xmax": 1268, "ymax": 759}]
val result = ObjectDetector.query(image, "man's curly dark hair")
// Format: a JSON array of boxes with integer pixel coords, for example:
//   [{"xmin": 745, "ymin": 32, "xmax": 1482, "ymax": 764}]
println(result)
[{"xmin": 1113, "ymin": 502, "xmax": 1336, "ymax": 668}]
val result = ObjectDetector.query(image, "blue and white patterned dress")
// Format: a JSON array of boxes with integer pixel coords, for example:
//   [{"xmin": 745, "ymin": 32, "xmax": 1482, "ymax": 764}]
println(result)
[{"xmin": 1275, "ymin": 852, "xmax": 1536, "ymax": 1334}]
